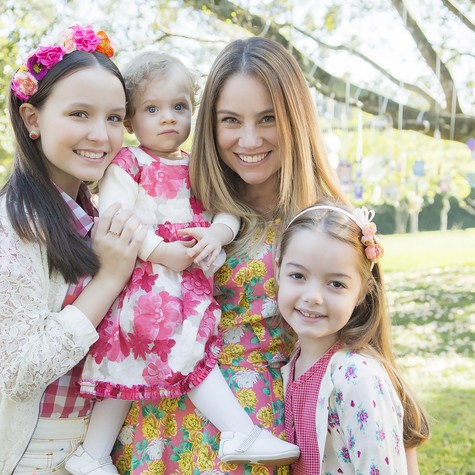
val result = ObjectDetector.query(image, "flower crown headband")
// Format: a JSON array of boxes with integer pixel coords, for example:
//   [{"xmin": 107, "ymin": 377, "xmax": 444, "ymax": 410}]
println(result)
[
  {"xmin": 11, "ymin": 25, "xmax": 114, "ymax": 102},
  {"xmin": 286, "ymin": 205, "xmax": 384, "ymax": 269}
]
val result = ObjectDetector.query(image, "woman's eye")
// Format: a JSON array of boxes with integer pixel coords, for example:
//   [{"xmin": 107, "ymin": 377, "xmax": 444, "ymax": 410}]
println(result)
[
  {"xmin": 262, "ymin": 115, "xmax": 275, "ymax": 124},
  {"xmin": 290, "ymin": 273, "xmax": 304, "ymax": 280},
  {"xmin": 109, "ymin": 115, "xmax": 124, "ymax": 123},
  {"xmin": 221, "ymin": 116, "xmax": 238, "ymax": 124},
  {"xmin": 147, "ymin": 106, "xmax": 158, "ymax": 113}
]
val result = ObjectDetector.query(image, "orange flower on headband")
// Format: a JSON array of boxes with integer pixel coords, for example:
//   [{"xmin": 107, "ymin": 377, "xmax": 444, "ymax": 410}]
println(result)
[{"xmin": 96, "ymin": 31, "xmax": 114, "ymax": 58}]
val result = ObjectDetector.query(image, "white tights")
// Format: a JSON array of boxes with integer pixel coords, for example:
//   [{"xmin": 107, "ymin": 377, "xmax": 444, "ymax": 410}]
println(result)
[{"xmin": 82, "ymin": 365, "xmax": 256, "ymax": 459}]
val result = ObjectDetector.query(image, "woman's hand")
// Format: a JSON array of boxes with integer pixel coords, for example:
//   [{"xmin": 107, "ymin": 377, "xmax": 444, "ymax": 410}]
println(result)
[
  {"xmin": 91, "ymin": 202, "xmax": 146, "ymax": 286},
  {"xmin": 72, "ymin": 203, "xmax": 146, "ymax": 327}
]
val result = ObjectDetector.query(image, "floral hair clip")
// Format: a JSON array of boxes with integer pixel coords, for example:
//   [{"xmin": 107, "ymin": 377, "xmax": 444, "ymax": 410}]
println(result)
[
  {"xmin": 286, "ymin": 205, "xmax": 384, "ymax": 268},
  {"xmin": 11, "ymin": 25, "xmax": 114, "ymax": 101}
]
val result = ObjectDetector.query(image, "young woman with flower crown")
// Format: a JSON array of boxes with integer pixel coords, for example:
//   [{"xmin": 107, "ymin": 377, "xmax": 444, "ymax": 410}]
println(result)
[
  {"xmin": 276, "ymin": 199, "xmax": 430, "ymax": 474},
  {"xmin": 0, "ymin": 25, "xmax": 146, "ymax": 474}
]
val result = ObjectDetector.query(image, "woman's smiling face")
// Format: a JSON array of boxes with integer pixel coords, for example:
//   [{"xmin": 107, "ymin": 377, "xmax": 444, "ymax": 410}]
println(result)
[{"xmin": 215, "ymin": 73, "xmax": 281, "ymax": 196}]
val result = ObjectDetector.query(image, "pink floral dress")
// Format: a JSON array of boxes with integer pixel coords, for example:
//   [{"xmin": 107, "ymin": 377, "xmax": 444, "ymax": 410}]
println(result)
[
  {"xmin": 78, "ymin": 146, "xmax": 222, "ymax": 400},
  {"xmin": 111, "ymin": 223, "xmax": 294, "ymax": 475}
]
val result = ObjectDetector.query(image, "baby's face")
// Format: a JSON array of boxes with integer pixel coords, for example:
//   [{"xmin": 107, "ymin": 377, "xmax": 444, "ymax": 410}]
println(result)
[{"xmin": 128, "ymin": 72, "xmax": 192, "ymax": 160}]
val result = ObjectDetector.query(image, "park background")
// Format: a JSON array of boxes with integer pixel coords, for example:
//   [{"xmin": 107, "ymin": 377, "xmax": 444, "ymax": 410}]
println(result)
[{"xmin": 1, "ymin": 1, "xmax": 474, "ymax": 473}]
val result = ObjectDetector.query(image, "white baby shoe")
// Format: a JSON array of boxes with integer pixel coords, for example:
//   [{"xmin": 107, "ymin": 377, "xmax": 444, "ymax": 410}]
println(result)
[
  {"xmin": 218, "ymin": 426, "xmax": 300, "ymax": 466},
  {"xmin": 65, "ymin": 445, "xmax": 118, "ymax": 475}
]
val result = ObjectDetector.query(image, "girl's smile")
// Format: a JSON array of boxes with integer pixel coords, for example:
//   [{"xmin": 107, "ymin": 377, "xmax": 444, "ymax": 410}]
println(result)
[{"xmin": 277, "ymin": 229, "xmax": 365, "ymax": 357}]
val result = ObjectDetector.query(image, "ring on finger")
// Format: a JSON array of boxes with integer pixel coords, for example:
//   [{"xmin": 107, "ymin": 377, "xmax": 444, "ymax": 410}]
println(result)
[{"xmin": 109, "ymin": 230, "xmax": 121, "ymax": 236}]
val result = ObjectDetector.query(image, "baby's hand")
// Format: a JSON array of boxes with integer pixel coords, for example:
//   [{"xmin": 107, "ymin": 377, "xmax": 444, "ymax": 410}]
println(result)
[
  {"xmin": 158, "ymin": 240, "xmax": 196, "ymax": 272},
  {"xmin": 178, "ymin": 227, "xmax": 223, "ymax": 269}
]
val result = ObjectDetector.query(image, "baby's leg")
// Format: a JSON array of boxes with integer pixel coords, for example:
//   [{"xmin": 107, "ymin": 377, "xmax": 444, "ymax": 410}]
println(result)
[
  {"xmin": 65, "ymin": 398, "xmax": 131, "ymax": 474},
  {"xmin": 188, "ymin": 365, "xmax": 300, "ymax": 466},
  {"xmin": 188, "ymin": 365, "xmax": 254, "ymax": 433},
  {"xmin": 83, "ymin": 398, "xmax": 131, "ymax": 459}
]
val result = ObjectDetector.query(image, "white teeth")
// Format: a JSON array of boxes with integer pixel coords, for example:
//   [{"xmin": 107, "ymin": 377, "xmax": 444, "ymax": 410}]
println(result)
[
  {"xmin": 238, "ymin": 153, "xmax": 267, "ymax": 163},
  {"xmin": 76, "ymin": 150, "xmax": 104, "ymax": 159},
  {"xmin": 299, "ymin": 310, "xmax": 321, "ymax": 318}
]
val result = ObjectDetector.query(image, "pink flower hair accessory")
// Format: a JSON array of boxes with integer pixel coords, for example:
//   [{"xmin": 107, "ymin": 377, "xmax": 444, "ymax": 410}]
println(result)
[
  {"xmin": 10, "ymin": 25, "xmax": 115, "ymax": 102},
  {"xmin": 286, "ymin": 204, "xmax": 384, "ymax": 269}
]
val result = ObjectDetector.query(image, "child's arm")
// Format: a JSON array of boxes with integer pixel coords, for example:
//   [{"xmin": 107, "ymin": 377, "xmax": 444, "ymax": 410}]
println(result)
[
  {"xmin": 179, "ymin": 213, "xmax": 240, "ymax": 267},
  {"xmin": 99, "ymin": 161, "xmax": 164, "ymax": 261}
]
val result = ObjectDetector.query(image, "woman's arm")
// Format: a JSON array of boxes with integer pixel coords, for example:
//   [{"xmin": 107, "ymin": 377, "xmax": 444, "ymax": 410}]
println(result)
[{"xmin": 0, "ymin": 204, "xmax": 144, "ymax": 401}]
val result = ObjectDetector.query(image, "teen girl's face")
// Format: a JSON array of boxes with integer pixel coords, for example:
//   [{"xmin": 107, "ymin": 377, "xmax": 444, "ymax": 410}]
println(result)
[
  {"xmin": 277, "ymin": 229, "xmax": 365, "ymax": 354},
  {"xmin": 215, "ymin": 73, "xmax": 281, "ymax": 195},
  {"xmin": 128, "ymin": 70, "xmax": 192, "ymax": 160},
  {"xmin": 29, "ymin": 66, "xmax": 126, "ymax": 198}
]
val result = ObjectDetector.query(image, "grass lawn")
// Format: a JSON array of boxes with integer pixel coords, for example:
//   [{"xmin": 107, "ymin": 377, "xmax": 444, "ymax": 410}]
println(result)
[
  {"xmin": 381, "ymin": 228, "xmax": 475, "ymax": 272},
  {"xmin": 381, "ymin": 229, "xmax": 475, "ymax": 473}
]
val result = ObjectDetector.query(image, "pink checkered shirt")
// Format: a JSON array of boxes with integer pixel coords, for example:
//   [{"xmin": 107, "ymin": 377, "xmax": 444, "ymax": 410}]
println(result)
[
  {"xmin": 284, "ymin": 343, "xmax": 342, "ymax": 475},
  {"xmin": 39, "ymin": 184, "xmax": 97, "ymax": 418}
]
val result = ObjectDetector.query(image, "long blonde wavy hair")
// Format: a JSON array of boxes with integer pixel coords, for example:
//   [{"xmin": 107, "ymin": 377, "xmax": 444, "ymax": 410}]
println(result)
[{"xmin": 190, "ymin": 37, "xmax": 346, "ymax": 254}]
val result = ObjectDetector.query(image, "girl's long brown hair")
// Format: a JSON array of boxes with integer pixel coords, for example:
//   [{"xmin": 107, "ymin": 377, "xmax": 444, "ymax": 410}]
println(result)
[
  {"xmin": 277, "ymin": 199, "xmax": 430, "ymax": 448},
  {"xmin": 2, "ymin": 51, "xmax": 126, "ymax": 283}
]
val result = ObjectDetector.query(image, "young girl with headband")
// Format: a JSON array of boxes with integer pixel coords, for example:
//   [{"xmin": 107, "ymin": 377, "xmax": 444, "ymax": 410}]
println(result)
[
  {"xmin": 0, "ymin": 25, "xmax": 145, "ymax": 474},
  {"xmin": 276, "ymin": 199, "xmax": 429, "ymax": 474}
]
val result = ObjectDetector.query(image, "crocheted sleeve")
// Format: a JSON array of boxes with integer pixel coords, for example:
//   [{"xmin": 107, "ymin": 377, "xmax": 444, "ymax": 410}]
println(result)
[{"xmin": 0, "ymin": 222, "xmax": 98, "ymax": 401}]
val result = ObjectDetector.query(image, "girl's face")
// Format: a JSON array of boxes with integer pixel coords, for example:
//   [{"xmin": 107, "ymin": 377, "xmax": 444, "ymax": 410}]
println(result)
[
  {"xmin": 127, "ymin": 71, "xmax": 192, "ymax": 160},
  {"xmin": 24, "ymin": 66, "xmax": 126, "ymax": 198},
  {"xmin": 215, "ymin": 73, "xmax": 281, "ymax": 195},
  {"xmin": 277, "ymin": 229, "xmax": 365, "ymax": 353}
]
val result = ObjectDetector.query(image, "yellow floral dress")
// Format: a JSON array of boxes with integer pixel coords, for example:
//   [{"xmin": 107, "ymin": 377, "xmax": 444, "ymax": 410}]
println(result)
[{"xmin": 112, "ymin": 224, "xmax": 294, "ymax": 475}]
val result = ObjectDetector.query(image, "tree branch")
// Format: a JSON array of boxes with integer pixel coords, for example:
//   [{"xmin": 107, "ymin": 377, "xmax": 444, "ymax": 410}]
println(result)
[
  {"xmin": 390, "ymin": 0, "xmax": 462, "ymax": 113},
  {"xmin": 440, "ymin": 0, "xmax": 475, "ymax": 32},
  {"xmin": 182, "ymin": 0, "xmax": 475, "ymax": 143},
  {"xmin": 289, "ymin": 24, "xmax": 439, "ymax": 110}
]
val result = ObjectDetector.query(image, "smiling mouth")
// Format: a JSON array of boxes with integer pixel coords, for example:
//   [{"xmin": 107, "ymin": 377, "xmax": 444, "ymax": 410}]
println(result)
[
  {"xmin": 237, "ymin": 152, "xmax": 268, "ymax": 163},
  {"xmin": 75, "ymin": 150, "xmax": 106, "ymax": 159},
  {"xmin": 298, "ymin": 309, "xmax": 324, "ymax": 319}
]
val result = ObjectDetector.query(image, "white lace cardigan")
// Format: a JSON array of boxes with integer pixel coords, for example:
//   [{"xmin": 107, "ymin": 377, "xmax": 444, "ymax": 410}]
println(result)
[{"xmin": 0, "ymin": 196, "xmax": 98, "ymax": 474}]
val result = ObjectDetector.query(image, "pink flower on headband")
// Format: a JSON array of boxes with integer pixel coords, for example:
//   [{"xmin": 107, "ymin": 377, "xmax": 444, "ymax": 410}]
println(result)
[
  {"xmin": 70, "ymin": 25, "xmax": 101, "ymax": 52},
  {"xmin": 58, "ymin": 29, "xmax": 77, "ymax": 53},
  {"xmin": 11, "ymin": 25, "xmax": 114, "ymax": 102},
  {"xmin": 11, "ymin": 67, "xmax": 38, "ymax": 101},
  {"xmin": 27, "ymin": 45, "xmax": 65, "ymax": 80},
  {"xmin": 354, "ymin": 207, "xmax": 384, "ymax": 266}
]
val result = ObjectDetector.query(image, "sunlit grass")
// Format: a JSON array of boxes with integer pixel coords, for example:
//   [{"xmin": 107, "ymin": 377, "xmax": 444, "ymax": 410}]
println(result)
[
  {"xmin": 381, "ymin": 228, "xmax": 475, "ymax": 272},
  {"xmin": 382, "ymin": 229, "xmax": 475, "ymax": 473}
]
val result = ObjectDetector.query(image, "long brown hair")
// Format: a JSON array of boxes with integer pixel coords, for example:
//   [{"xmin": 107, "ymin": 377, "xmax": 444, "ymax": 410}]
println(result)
[
  {"xmin": 2, "ymin": 51, "xmax": 126, "ymax": 283},
  {"xmin": 277, "ymin": 199, "xmax": 430, "ymax": 448},
  {"xmin": 190, "ymin": 37, "xmax": 346, "ymax": 253}
]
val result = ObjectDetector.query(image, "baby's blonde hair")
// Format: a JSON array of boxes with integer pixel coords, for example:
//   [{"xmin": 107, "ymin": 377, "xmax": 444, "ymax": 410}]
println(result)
[{"xmin": 121, "ymin": 51, "xmax": 199, "ymax": 119}]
